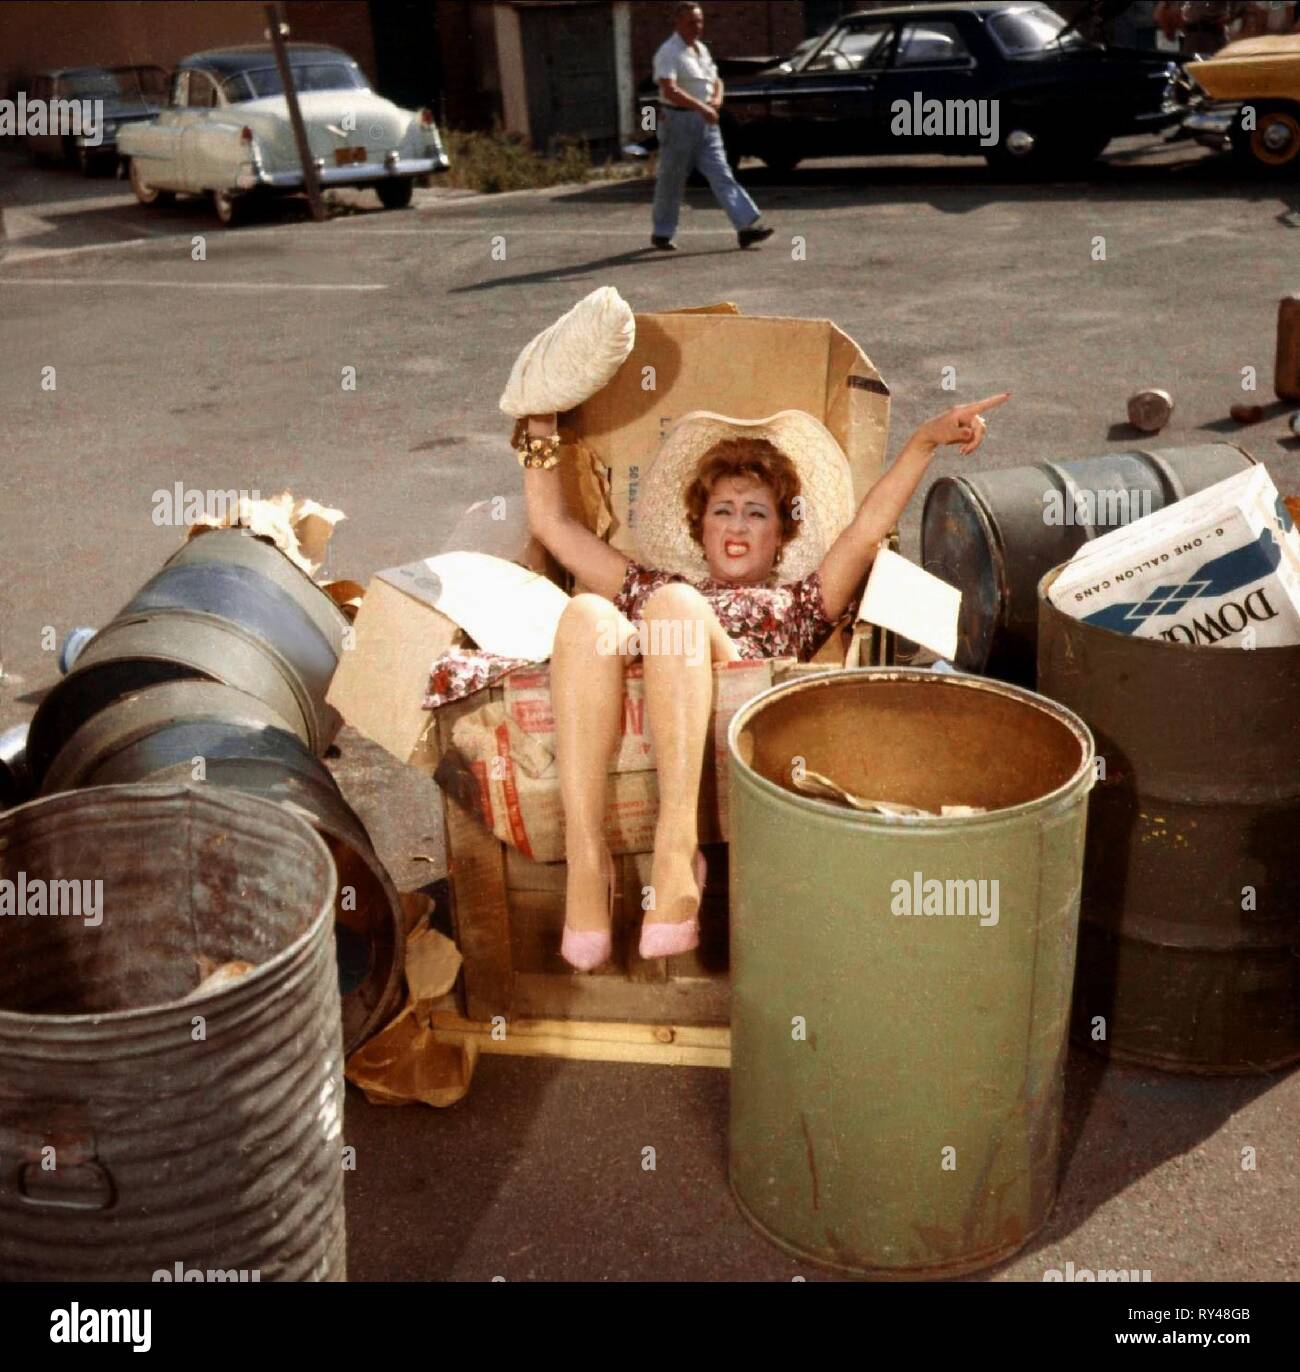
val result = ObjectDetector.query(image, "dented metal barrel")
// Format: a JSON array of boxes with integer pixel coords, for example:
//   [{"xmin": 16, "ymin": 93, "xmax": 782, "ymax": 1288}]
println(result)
[
  {"xmin": 727, "ymin": 669, "xmax": 1095, "ymax": 1278},
  {"xmin": 0, "ymin": 785, "xmax": 346, "ymax": 1281},
  {"xmin": 38, "ymin": 682, "xmax": 404, "ymax": 1056},
  {"xmin": 25, "ymin": 529, "xmax": 349, "ymax": 781},
  {"xmin": 1039, "ymin": 569, "xmax": 1300, "ymax": 1074},
  {"xmin": 921, "ymin": 444, "xmax": 1256, "ymax": 683}
]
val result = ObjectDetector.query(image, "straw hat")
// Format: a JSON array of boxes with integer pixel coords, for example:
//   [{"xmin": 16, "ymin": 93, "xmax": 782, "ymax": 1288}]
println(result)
[{"xmin": 634, "ymin": 410, "xmax": 856, "ymax": 584}]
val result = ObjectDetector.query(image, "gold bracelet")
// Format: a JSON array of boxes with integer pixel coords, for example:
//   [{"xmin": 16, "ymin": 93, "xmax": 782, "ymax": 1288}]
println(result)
[{"xmin": 517, "ymin": 432, "xmax": 562, "ymax": 470}]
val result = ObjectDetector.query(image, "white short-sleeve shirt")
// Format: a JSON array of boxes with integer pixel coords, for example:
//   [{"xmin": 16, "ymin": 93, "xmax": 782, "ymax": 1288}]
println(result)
[{"xmin": 653, "ymin": 32, "xmax": 718, "ymax": 104}]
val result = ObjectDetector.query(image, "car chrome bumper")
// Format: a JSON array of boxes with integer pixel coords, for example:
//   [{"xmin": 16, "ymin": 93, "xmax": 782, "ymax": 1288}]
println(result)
[
  {"xmin": 240, "ymin": 154, "xmax": 449, "ymax": 191},
  {"xmin": 1183, "ymin": 103, "xmax": 1239, "ymax": 148}
]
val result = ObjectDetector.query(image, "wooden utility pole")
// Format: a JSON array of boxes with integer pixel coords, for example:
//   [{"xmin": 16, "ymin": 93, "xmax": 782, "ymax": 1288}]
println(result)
[{"xmin": 265, "ymin": 3, "xmax": 326, "ymax": 222}]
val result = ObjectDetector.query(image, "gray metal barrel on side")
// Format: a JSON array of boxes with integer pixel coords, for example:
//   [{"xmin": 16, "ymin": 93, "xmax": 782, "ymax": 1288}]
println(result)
[
  {"xmin": 1038, "ymin": 567, "xmax": 1300, "ymax": 1074},
  {"xmin": 921, "ymin": 444, "xmax": 1256, "ymax": 683},
  {"xmin": 25, "ymin": 529, "xmax": 349, "ymax": 781},
  {"xmin": 727, "ymin": 669, "xmax": 1095, "ymax": 1278},
  {"xmin": 0, "ymin": 784, "xmax": 346, "ymax": 1281}
]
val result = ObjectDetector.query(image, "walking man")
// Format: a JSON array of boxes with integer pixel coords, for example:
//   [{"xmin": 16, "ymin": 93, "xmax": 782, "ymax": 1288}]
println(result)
[{"xmin": 651, "ymin": 3, "xmax": 774, "ymax": 251}]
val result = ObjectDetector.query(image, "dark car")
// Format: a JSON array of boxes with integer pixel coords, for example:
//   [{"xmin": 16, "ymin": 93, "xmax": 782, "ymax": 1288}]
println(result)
[
  {"xmin": 651, "ymin": 1, "xmax": 1184, "ymax": 176},
  {"xmin": 25, "ymin": 66, "xmax": 168, "ymax": 174}
]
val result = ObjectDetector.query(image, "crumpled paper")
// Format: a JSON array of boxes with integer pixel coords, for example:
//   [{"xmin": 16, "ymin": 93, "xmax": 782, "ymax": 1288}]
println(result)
[
  {"xmin": 185, "ymin": 490, "xmax": 346, "ymax": 577},
  {"xmin": 791, "ymin": 769, "xmax": 984, "ymax": 818},
  {"xmin": 344, "ymin": 917, "xmax": 478, "ymax": 1108}
]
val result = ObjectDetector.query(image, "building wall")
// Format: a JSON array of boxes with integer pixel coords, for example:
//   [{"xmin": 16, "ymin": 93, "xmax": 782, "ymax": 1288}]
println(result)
[
  {"xmin": 630, "ymin": 1, "xmax": 805, "ymax": 81},
  {"xmin": 283, "ymin": 0, "xmax": 376, "ymax": 78},
  {"xmin": 0, "ymin": 0, "xmax": 376, "ymax": 99}
]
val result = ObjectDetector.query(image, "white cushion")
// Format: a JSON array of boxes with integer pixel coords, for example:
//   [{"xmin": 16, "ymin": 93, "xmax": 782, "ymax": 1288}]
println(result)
[{"xmin": 498, "ymin": 286, "xmax": 635, "ymax": 418}]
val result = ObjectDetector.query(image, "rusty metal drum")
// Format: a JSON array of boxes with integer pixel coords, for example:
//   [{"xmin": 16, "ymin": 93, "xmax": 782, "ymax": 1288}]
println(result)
[
  {"xmin": 921, "ymin": 444, "xmax": 1256, "ymax": 683},
  {"xmin": 0, "ymin": 784, "xmax": 346, "ymax": 1281},
  {"xmin": 1038, "ymin": 568, "xmax": 1300, "ymax": 1074},
  {"xmin": 727, "ymin": 669, "xmax": 1095, "ymax": 1277}
]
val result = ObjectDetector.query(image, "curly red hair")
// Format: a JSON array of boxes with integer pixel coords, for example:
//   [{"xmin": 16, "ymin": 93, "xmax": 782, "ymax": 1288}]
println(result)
[{"xmin": 684, "ymin": 438, "xmax": 802, "ymax": 553}]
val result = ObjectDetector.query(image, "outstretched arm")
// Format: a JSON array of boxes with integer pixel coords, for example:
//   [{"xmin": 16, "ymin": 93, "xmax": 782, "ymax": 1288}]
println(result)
[
  {"xmin": 817, "ymin": 393, "xmax": 1010, "ymax": 620},
  {"xmin": 522, "ymin": 413, "xmax": 630, "ymax": 600}
]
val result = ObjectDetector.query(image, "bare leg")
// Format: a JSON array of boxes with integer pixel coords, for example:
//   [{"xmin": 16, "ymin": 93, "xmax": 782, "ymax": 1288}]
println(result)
[
  {"xmin": 640, "ymin": 584, "xmax": 737, "ymax": 926},
  {"xmin": 551, "ymin": 594, "xmax": 633, "ymax": 933}
]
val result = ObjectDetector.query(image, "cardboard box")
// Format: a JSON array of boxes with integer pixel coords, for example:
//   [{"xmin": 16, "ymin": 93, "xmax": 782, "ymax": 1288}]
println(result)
[
  {"xmin": 564, "ymin": 306, "xmax": 892, "ymax": 557},
  {"xmin": 1050, "ymin": 467, "xmax": 1300, "ymax": 647},
  {"xmin": 327, "ymin": 548, "xmax": 566, "ymax": 769}
]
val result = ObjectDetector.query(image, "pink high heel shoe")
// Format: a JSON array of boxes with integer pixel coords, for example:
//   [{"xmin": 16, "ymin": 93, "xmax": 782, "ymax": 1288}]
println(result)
[
  {"xmin": 561, "ymin": 852, "xmax": 616, "ymax": 972},
  {"xmin": 639, "ymin": 850, "xmax": 706, "ymax": 960}
]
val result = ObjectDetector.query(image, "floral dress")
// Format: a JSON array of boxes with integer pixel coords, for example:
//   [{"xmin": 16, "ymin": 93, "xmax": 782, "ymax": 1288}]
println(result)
[
  {"xmin": 422, "ymin": 563, "xmax": 843, "ymax": 710},
  {"xmin": 612, "ymin": 561, "xmax": 840, "ymax": 663}
]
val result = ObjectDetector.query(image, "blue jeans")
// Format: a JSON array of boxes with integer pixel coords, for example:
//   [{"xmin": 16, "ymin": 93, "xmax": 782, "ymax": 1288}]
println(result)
[{"xmin": 651, "ymin": 109, "xmax": 760, "ymax": 240}]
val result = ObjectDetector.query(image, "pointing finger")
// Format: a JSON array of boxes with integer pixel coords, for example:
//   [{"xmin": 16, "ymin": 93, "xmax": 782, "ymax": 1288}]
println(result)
[{"xmin": 960, "ymin": 391, "xmax": 1011, "ymax": 417}]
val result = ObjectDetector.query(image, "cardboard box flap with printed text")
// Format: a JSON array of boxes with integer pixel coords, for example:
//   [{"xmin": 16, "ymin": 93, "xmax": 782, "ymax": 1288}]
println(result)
[{"xmin": 565, "ymin": 308, "xmax": 891, "ymax": 553}]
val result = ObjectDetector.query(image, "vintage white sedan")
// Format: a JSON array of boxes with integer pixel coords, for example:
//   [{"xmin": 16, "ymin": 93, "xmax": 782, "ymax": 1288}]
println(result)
[{"xmin": 117, "ymin": 42, "xmax": 449, "ymax": 225}]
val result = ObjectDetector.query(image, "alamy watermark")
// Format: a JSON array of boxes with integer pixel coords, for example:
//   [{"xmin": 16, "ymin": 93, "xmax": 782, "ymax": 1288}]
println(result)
[
  {"xmin": 1043, "ymin": 1261, "xmax": 1151, "ymax": 1281},
  {"xmin": 1042, "ymin": 487, "xmax": 1154, "ymax": 527},
  {"xmin": 152, "ymin": 484, "xmax": 262, "ymax": 526},
  {"xmin": 891, "ymin": 871, "xmax": 999, "ymax": 927},
  {"xmin": 595, "ymin": 616, "xmax": 706, "ymax": 667},
  {"xmin": 0, "ymin": 872, "xmax": 103, "ymax": 926},
  {"xmin": 152, "ymin": 1261, "xmax": 262, "ymax": 1282},
  {"xmin": 0, "ymin": 93, "xmax": 105, "ymax": 145},
  {"xmin": 891, "ymin": 92, "xmax": 999, "ymax": 147}
]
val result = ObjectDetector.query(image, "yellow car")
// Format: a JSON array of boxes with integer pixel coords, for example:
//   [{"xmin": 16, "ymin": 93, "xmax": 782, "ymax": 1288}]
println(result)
[{"xmin": 1183, "ymin": 34, "xmax": 1300, "ymax": 173}]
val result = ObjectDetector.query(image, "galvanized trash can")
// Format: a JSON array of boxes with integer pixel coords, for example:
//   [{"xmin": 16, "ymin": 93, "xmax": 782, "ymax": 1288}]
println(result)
[
  {"xmin": 921, "ymin": 444, "xmax": 1255, "ymax": 683},
  {"xmin": 1039, "ymin": 569, "xmax": 1300, "ymax": 1074},
  {"xmin": 0, "ymin": 784, "xmax": 346, "ymax": 1281},
  {"xmin": 38, "ymin": 681, "xmax": 405, "ymax": 1056},
  {"xmin": 727, "ymin": 669, "xmax": 1095, "ymax": 1278}
]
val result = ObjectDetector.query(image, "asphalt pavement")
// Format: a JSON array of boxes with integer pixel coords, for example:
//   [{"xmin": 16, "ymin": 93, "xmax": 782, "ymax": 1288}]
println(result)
[{"xmin": 1, "ymin": 136, "xmax": 1298, "ymax": 1281}]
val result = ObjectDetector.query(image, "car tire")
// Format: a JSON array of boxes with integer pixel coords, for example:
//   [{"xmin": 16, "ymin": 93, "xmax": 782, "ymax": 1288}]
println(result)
[
  {"xmin": 212, "ymin": 189, "xmax": 247, "ymax": 227},
  {"xmin": 127, "ymin": 157, "xmax": 175, "ymax": 207},
  {"xmin": 758, "ymin": 145, "xmax": 802, "ymax": 174},
  {"xmin": 376, "ymin": 177, "xmax": 414, "ymax": 210},
  {"xmin": 1061, "ymin": 132, "xmax": 1110, "ymax": 167},
  {"xmin": 1232, "ymin": 102, "xmax": 1300, "ymax": 176}
]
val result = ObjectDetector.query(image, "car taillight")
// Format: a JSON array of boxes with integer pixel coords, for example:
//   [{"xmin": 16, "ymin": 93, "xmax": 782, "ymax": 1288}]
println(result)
[
  {"xmin": 240, "ymin": 126, "xmax": 254, "ymax": 143},
  {"xmin": 418, "ymin": 107, "xmax": 434, "ymax": 127}
]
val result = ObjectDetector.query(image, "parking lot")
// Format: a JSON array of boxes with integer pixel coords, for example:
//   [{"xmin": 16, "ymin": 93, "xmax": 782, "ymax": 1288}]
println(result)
[{"xmin": 2, "ymin": 134, "xmax": 1299, "ymax": 1281}]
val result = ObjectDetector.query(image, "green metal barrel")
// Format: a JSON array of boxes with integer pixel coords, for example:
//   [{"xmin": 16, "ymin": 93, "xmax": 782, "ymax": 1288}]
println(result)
[
  {"xmin": 727, "ymin": 668, "xmax": 1095, "ymax": 1278},
  {"xmin": 1038, "ymin": 568, "xmax": 1300, "ymax": 1074}
]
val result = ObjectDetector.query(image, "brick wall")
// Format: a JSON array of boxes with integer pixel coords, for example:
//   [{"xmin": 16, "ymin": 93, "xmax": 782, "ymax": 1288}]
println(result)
[
  {"xmin": 282, "ymin": 0, "xmax": 377, "ymax": 82},
  {"xmin": 631, "ymin": 1, "xmax": 806, "ymax": 82}
]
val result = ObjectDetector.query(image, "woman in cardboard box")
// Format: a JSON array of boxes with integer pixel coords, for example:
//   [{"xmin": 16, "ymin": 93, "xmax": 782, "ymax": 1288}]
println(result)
[{"xmin": 503, "ymin": 290, "xmax": 1006, "ymax": 971}]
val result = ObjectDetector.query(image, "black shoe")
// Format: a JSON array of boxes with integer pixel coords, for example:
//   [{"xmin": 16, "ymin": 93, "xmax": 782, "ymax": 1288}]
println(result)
[
  {"xmin": 650, "ymin": 235, "xmax": 678, "ymax": 251},
  {"xmin": 738, "ymin": 224, "xmax": 774, "ymax": 249}
]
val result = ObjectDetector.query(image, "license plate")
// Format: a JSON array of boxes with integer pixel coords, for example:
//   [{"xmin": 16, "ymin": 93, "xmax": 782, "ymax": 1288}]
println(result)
[{"xmin": 334, "ymin": 147, "xmax": 366, "ymax": 166}]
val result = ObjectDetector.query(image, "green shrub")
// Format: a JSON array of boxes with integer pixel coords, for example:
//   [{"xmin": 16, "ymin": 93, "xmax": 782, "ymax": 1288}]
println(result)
[{"xmin": 441, "ymin": 126, "xmax": 631, "ymax": 194}]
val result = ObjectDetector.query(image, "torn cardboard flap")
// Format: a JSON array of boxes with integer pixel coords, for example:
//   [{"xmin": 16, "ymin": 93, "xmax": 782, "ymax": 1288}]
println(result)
[
  {"xmin": 344, "ymin": 924, "xmax": 475, "ymax": 1108},
  {"xmin": 327, "ymin": 551, "xmax": 569, "ymax": 768},
  {"xmin": 186, "ymin": 490, "xmax": 345, "ymax": 577},
  {"xmin": 381, "ymin": 552, "xmax": 569, "ymax": 661}
]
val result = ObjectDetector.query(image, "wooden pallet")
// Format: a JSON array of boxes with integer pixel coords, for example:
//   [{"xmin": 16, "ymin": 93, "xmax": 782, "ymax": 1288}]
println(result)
[{"xmin": 430, "ymin": 1009, "xmax": 731, "ymax": 1069}]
